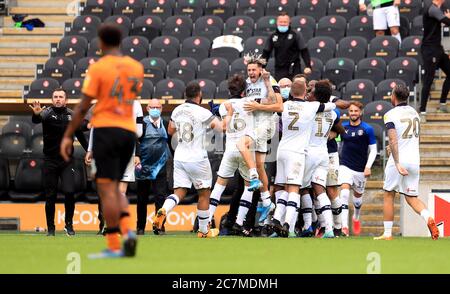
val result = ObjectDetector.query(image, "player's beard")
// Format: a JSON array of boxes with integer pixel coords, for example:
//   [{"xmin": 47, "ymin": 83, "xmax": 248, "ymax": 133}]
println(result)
[{"xmin": 350, "ymin": 115, "xmax": 360, "ymax": 122}]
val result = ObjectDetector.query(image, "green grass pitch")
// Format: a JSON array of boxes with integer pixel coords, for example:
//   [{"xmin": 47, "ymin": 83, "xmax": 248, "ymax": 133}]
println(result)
[{"xmin": 0, "ymin": 232, "xmax": 449, "ymax": 274}]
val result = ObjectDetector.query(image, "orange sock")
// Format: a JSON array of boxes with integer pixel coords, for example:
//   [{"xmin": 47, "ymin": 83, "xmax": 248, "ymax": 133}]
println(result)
[
  {"xmin": 119, "ymin": 210, "xmax": 131, "ymax": 236},
  {"xmin": 105, "ymin": 228, "xmax": 121, "ymax": 251}
]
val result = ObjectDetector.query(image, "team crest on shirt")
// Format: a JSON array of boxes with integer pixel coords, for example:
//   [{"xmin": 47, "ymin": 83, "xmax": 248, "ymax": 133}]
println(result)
[
  {"xmin": 358, "ymin": 130, "xmax": 364, "ymax": 136},
  {"xmin": 288, "ymin": 34, "xmax": 293, "ymax": 40},
  {"xmin": 273, "ymin": 35, "xmax": 278, "ymax": 42}
]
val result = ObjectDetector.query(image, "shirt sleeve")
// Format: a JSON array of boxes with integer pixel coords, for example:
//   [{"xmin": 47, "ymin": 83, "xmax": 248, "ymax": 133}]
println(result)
[
  {"xmin": 270, "ymin": 76, "xmax": 280, "ymax": 93},
  {"xmin": 296, "ymin": 31, "xmax": 307, "ymax": 51},
  {"xmin": 384, "ymin": 112, "xmax": 395, "ymax": 130},
  {"xmin": 366, "ymin": 124, "xmax": 377, "ymax": 145},
  {"xmin": 262, "ymin": 34, "xmax": 274, "ymax": 63},
  {"xmin": 429, "ymin": 5, "xmax": 450, "ymax": 25},
  {"xmin": 201, "ymin": 107, "xmax": 215, "ymax": 124},
  {"xmin": 88, "ymin": 128, "xmax": 94, "ymax": 152},
  {"xmin": 134, "ymin": 100, "xmax": 144, "ymax": 138},
  {"xmin": 219, "ymin": 103, "xmax": 227, "ymax": 119},
  {"xmin": 81, "ymin": 64, "xmax": 100, "ymax": 98}
]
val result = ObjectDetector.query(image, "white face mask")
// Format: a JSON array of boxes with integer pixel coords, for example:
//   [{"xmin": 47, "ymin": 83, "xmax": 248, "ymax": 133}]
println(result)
[{"xmin": 280, "ymin": 87, "xmax": 291, "ymax": 100}]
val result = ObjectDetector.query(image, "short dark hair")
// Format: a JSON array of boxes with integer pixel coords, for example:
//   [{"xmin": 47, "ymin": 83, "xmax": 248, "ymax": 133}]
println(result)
[
  {"xmin": 52, "ymin": 88, "xmax": 67, "ymax": 97},
  {"xmin": 98, "ymin": 24, "xmax": 122, "ymax": 47},
  {"xmin": 393, "ymin": 84, "xmax": 410, "ymax": 102},
  {"xmin": 293, "ymin": 74, "xmax": 308, "ymax": 82},
  {"xmin": 185, "ymin": 82, "xmax": 201, "ymax": 100},
  {"xmin": 313, "ymin": 80, "xmax": 332, "ymax": 103},
  {"xmin": 228, "ymin": 74, "xmax": 246, "ymax": 98},
  {"xmin": 278, "ymin": 11, "xmax": 289, "ymax": 18}
]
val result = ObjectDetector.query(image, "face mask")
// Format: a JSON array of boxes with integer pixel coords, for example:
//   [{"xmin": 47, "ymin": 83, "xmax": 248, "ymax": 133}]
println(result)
[
  {"xmin": 280, "ymin": 87, "xmax": 291, "ymax": 100},
  {"xmin": 149, "ymin": 108, "xmax": 161, "ymax": 119},
  {"xmin": 277, "ymin": 26, "xmax": 289, "ymax": 33}
]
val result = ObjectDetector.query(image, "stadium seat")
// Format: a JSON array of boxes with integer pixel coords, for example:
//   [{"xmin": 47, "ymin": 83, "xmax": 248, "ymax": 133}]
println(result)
[
  {"xmin": 73, "ymin": 57, "xmax": 98, "ymax": 78},
  {"xmin": 10, "ymin": 157, "xmax": 44, "ymax": 202},
  {"xmin": 266, "ymin": 58, "xmax": 275, "ymax": 74},
  {"xmin": 87, "ymin": 38, "xmax": 102, "ymax": 57},
  {"xmin": 131, "ymin": 15, "xmax": 163, "ymax": 43},
  {"xmin": 223, "ymin": 16, "xmax": 254, "ymax": 40},
  {"xmin": 266, "ymin": 0, "xmax": 297, "ymax": 17},
  {"xmin": 210, "ymin": 35, "xmax": 242, "ymax": 63},
  {"xmin": 32, "ymin": 123, "xmax": 43, "ymax": 137},
  {"xmin": 255, "ymin": 16, "xmax": 277, "ymax": 37},
  {"xmin": 307, "ymin": 36, "xmax": 336, "ymax": 64},
  {"xmin": 367, "ymin": 36, "xmax": 400, "ymax": 64},
  {"xmin": 25, "ymin": 78, "xmax": 60, "ymax": 99},
  {"xmin": 399, "ymin": 16, "xmax": 410, "ymax": 39},
  {"xmin": 216, "ymin": 80, "xmax": 229, "ymax": 98},
  {"xmin": 243, "ymin": 36, "xmax": 267, "ymax": 55},
  {"xmin": 324, "ymin": 58, "xmax": 355, "ymax": 91},
  {"xmin": 198, "ymin": 57, "xmax": 229, "ymax": 85},
  {"xmin": 30, "ymin": 134, "xmax": 44, "ymax": 156},
  {"xmin": 399, "ymin": 36, "xmax": 422, "ymax": 65},
  {"xmin": 2, "ymin": 121, "xmax": 32, "ymax": 140},
  {"xmin": 205, "ymin": 0, "xmax": 237, "ymax": 21},
  {"xmin": 173, "ymin": 0, "xmax": 205, "ymax": 21},
  {"xmin": 193, "ymin": 16, "xmax": 224, "ymax": 41},
  {"xmin": 167, "ymin": 57, "xmax": 198, "ymax": 84},
  {"xmin": 140, "ymin": 79, "xmax": 154, "ymax": 99},
  {"xmin": 328, "ymin": 0, "xmax": 358, "ymax": 21},
  {"xmin": 82, "ymin": 0, "xmax": 114, "ymax": 21},
  {"xmin": 0, "ymin": 133, "xmax": 26, "ymax": 158},
  {"xmin": 316, "ymin": 15, "xmax": 347, "ymax": 42},
  {"xmin": 121, "ymin": 36, "xmax": 149, "ymax": 61},
  {"xmin": 347, "ymin": 15, "xmax": 375, "ymax": 41},
  {"xmin": 355, "ymin": 57, "xmax": 386, "ymax": 86},
  {"xmin": 62, "ymin": 78, "xmax": 83, "ymax": 99},
  {"xmin": 39, "ymin": 57, "xmax": 74, "ymax": 85},
  {"xmin": 162, "ymin": 15, "xmax": 193, "ymax": 42},
  {"xmin": 291, "ymin": 15, "xmax": 316, "ymax": 43},
  {"xmin": 114, "ymin": 0, "xmax": 146, "ymax": 21},
  {"xmin": 410, "ymin": 16, "xmax": 423, "ymax": 36},
  {"xmin": 0, "ymin": 158, "xmax": 9, "ymax": 198},
  {"xmin": 230, "ymin": 58, "xmax": 247, "ymax": 77},
  {"xmin": 298, "ymin": 0, "xmax": 328, "ymax": 20},
  {"xmin": 362, "ymin": 100, "xmax": 393, "ymax": 128},
  {"xmin": 193, "ymin": 79, "xmax": 217, "ymax": 99},
  {"xmin": 235, "ymin": 0, "xmax": 265, "ymax": 21},
  {"xmin": 180, "ymin": 36, "xmax": 211, "ymax": 63},
  {"xmin": 149, "ymin": 36, "xmax": 180, "ymax": 63},
  {"xmin": 386, "ymin": 57, "xmax": 419, "ymax": 89},
  {"xmin": 104, "ymin": 15, "xmax": 132, "ymax": 39},
  {"xmin": 67, "ymin": 15, "xmax": 102, "ymax": 41},
  {"xmin": 144, "ymin": 0, "xmax": 174, "ymax": 20},
  {"xmin": 336, "ymin": 36, "xmax": 368, "ymax": 63},
  {"xmin": 154, "ymin": 78, "xmax": 185, "ymax": 99},
  {"xmin": 343, "ymin": 79, "xmax": 375, "ymax": 105},
  {"xmin": 375, "ymin": 79, "xmax": 407, "ymax": 101},
  {"xmin": 399, "ymin": 0, "xmax": 422, "ymax": 19},
  {"xmin": 141, "ymin": 57, "xmax": 167, "ymax": 84},
  {"xmin": 309, "ymin": 57, "xmax": 324, "ymax": 81}
]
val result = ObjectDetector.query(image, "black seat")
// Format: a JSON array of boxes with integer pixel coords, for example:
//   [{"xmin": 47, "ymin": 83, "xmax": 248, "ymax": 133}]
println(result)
[
  {"xmin": 82, "ymin": 0, "xmax": 114, "ymax": 21},
  {"xmin": 399, "ymin": 0, "xmax": 422, "ymax": 19},
  {"xmin": 291, "ymin": 15, "xmax": 316, "ymax": 43},
  {"xmin": 375, "ymin": 79, "xmax": 407, "ymax": 101},
  {"xmin": 316, "ymin": 15, "xmax": 347, "ymax": 42},
  {"xmin": 141, "ymin": 57, "xmax": 167, "ymax": 84},
  {"xmin": 144, "ymin": 0, "xmax": 174, "ymax": 21},
  {"xmin": 243, "ymin": 36, "xmax": 267, "ymax": 55},
  {"xmin": 198, "ymin": 57, "xmax": 229, "ymax": 85},
  {"xmin": 336, "ymin": 36, "xmax": 368, "ymax": 63},
  {"xmin": 347, "ymin": 15, "xmax": 375, "ymax": 41},
  {"xmin": 205, "ymin": 0, "xmax": 236, "ymax": 21},
  {"xmin": 223, "ymin": 16, "xmax": 254, "ymax": 40},
  {"xmin": 25, "ymin": 78, "xmax": 60, "ymax": 99},
  {"xmin": 2, "ymin": 121, "xmax": 32, "ymax": 140},
  {"xmin": 73, "ymin": 56, "xmax": 99, "ymax": 78},
  {"xmin": 39, "ymin": 57, "xmax": 74, "ymax": 85},
  {"xmin": 114, "ymin": 0, "xmax": 146, "ymax": 21},
  {"xmin": 167, "ymin": 57, "xmax": 198, "ymax": 84},
  {"xmin": 131, "ymin": 15, "xmax": 163, "ymax": 43},
  {"xmin": 30, "ymin": 134, "xmax": 44, "ymax": 156},
  {"xmin": 355, "ymin": 57, "xmax": 386, "ymax": 86},
  {"xmin": 104, "ymin": 15, "xmax": 132, "ymax": 38},
  {"xmin": 399, "ymin": 36, "xmax": 422, "ymax": 65},
  {"xmin": 323, "ymin": 57, "xmax": 355, "ymax": 90},
  {"xmin": 235, "ymin": 0, "xmax": 265, "ymax": 21},
  {"xmin": 0, "ymin": 158, "xmax": 9, "ymax": 198},
  {"xmin": 298, "ymin": 0, "xmax": 328, "ymax": 20},
  {"xmin": 255, "ymin": 16, "xmax": 277, "ymax": 37},
  {"xmin": 140, "ymin": 79, "xmax": 154, "ymax": 99},
  {"xmin": 307, "ymin": 36, "xmax": 336, "ymax": 64},
  {"xmin": 362, "ymin": 100, "xmax": 394, "ymax": 128},
  {"xmin": 154, "ymin": 78, "xmax": 186, "ymax": 99},
  {"xmin": 180, "ymin": 36, "xmax": 211, "ymax": 63},
  {"xmin": 0, "ymin": 134, "xmax": 26, "ymax": 158},
  {"xmin": 193, "ymin": 16, "xmax": 224, "ymax": 42},
  {"xmin": 193, "ymin": 79, "xmax": 217, "ymax": 99},
  {"xmin": 149, "ymin": 36, "xmax": 180, "ymax": 63},
  {"xmin": 368, "ymin": 36, "xmax": 400, "ymax": 64},
  {"xmin": 68, "ymin": 15, "xmax": 102, "ymax": 41},
  {"xmin": 266, "ymin": 0, "xmax": 297, "ymax": 17},
  {"xmin": 328, "ymin": 0, "xmax": 358, "ymax": 21},
  {"xmin": 309, "ymin": 57, "xmax": 323, "ymax": 81},
  {"xmin": 386, "ymin": 57, "xmax": 419, "ymax": 89},
  {"xmin": 162, "ymin": 15, "xmax": 193, "ymax": 42},
  {"xmin": 230, "ymin": 58, "xmax": 247, "ymax": 77},
  {"xmin": 10, "ymin": 157, "xmax": 44, "ymax": 202},
  {"xmin": 121, "ymin": 36, "xmax": 149, "ymax": 61},
  {"xmin": 87, "ymin": 37, "xmax": 103, "ymax": 57},
  {"xmin": 174, "ymin": 0, "xmax": 205, "ymax": 21},
  {"xmin": 210, "ymin": 35, "xmax": 242, "ymax": 63},
  {"xmin": 62, "ymin": 78, "xmax": 84, "ymax": 99},
  {"xmin": 343, "ymin": 79, "xmax": 375, "ymax": 105},
  {"xmin": 216, "ymin": 80, "xmax": 229, "ymax": 99},
  {"xmin": 410, "ymin": 16, "xmax": 423, "ymax": 36}
]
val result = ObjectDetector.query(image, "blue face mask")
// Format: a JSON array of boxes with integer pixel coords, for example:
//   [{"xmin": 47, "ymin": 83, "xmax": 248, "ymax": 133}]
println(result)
[
  {"xmin": 278, "ymin": 26, "xmax": 289, "ymax": 33},
  {"xmin": 149, "ymin": 108, "xmax": 161, "ymax": 119},
  {"xmin": 280, "ymin": 87, "xmax": 291, "ymax": 100}
]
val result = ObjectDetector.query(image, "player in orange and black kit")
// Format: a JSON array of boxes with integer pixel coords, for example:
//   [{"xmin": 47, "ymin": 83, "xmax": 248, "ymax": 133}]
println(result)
[{"xmin": 60, "ymin": 24, "xmax": 144, "ymax": 258}]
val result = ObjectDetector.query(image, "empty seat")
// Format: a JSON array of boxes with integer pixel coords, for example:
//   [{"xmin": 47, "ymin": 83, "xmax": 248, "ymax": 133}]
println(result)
[
  {"xmin": 367, "ymin": 36, "xmax": 400, "ymax": 64},
  {"xmin": 235, "ymin": 0, "xmax": 265, "ymax": 21},
  {"xmin": 82, "ymin": 0, "xmax": 114, "ymax": 21},
  {"xmin": 410, "ymin": 16, "xmax": 423, "ymax": 36},
  {"xmin": 154, "ymin": 78, "xmax": 185, "ymax": 99},
  {"xmin": 230, "ymin": 58, "xmax": 247, "ymax": 76},
  {"xmin": 104, "ymin": 15, "xmax": 132, "ymax": 38},
  {"xmin": 386, "ymin": 57, "xmax": 419, "ymax": 89},
  {"xmin": 298, "ymin": 0, "xmax": 328, "ymax": 20},
  {"xmin": 266, "ymin": 0, "xmax": 297, "ymax": 17},
  {"xmin": 198, "ymin": 57, "xmax": 229, "ymax": 85},
  {"xmin": 174, "ymin": 0, "xmax": 205, "ymax": 21},
  {"xmin": 328, "ymin": 0, "xmax": 358, "ymax": 21},
  {"xmin": 25, "ymin": 78, "xmax": 60, "ymax": 99},
  {"xmin": 193, "ymin": 16, "xmax": 224, "ymax": 41},
  {"xmin": 224, "ymin": 16, "xmax": 254, "ymax": 40},
  {"xmin": 131, "ymin": 15, "xmax": 163, "ymax": 42},
  {"xmin": 323, "ymin": 57, "xmax": 355, "ymax": 90},
  {"xmin": 336, "ymin": 36, "xmax": 368, "ymax": 63},
  {"xmin": 87, "ymin": 37, "xmax": 102, "ymax": 57},
  {"xmin": 355, "ymin": 57, "xmax": 386, "ymax": 86},
  {"xmin": 2, "ymin": 121, "xmax": 32, "ymax": 139},
  {"xmin": 399, "ymin": 35, "xmax": 422, "ymax": 64},
  {"xmin": 216, "ymin": 80, "xmax": 229, "ymax": 99},
  {"xmin": 140, "ymin": 79, "xmax": 154, "ymax": 99},
  {"xmin": 291, "ymin": 15, "xmax": 316, "ymax": 43},
  {"xmin": 0, "ymin": 158, "xmax": 9, "ymax": 196},
  {"xmin": 210, "ymin": 35, "xmax": 242, "ymax": 63},
  {"xmin": 193, "ymin": 79, "xmax": 217, "ymax": 99},
  {"xmin": 162, "ymin": 15, "xmax": 193, "ymax": 42},
  {"xmin": 30, "ymin": 134, "xmax": 44, "ymax": 156},
  {"xmin": 307, "ymin": 36, "xmax": 336, "ymax": 64},
  {"xmin": 121, "ymin": 36, "xmax": 149, "ymax": 61},
  {"xmin": 362, "ymin": 100, "xmax": 393, "ymax": 127},
  {"xmin": 316, "ymin": 15, "xmax": 347, "ymax": 42},
  {"xmin": 347, "ymin": 15, "xmax": 375, "ymax": 41},
  {"xmin": 68, "ymin": 15, "xmax": 102, "ymax": 41},
  {"xmin": 62, "ymin": 78, "xmax": 84, "ymax": 98},
  {"xmin": 255, "ymin": 16, "xmax": 277, "ymax": 37},
  {"xmin": 10, "ymin": 157, "xmax": 44, "ymax": 201},
  {"xmin": 343, "ymin": 79, "xmax": 375, "ymax": 105},
  {"xmin": 399, "ymin": 0, "xmax": 422, "ymax": 19},
  {"xmin": 141, "ymin": 57, "xmax": 167, "ymax": 84},
  {"xmin": 205, "ymin": 0, "xmax": 236, "ymax": 21},
  {"xmin": 114, "ymin": 0, "xmax": 146, "ymax": 21},
  {"xmin": 149, "ymin": 36, "xmax": 180, "ymax": 63},
  {"xmin": 243, "ymin": 36, "xmax": 267, "ymax": 55},
  {"xmin": 180, "ymin": 36, "xmax": 211, "ymax": 63},
  {"xmin": 309, "ymin": 57, "xmax": 323, "ymax": 81},
  {"xmin": 40, "ymin": 57, "xmax": 74, "ymax": 85},
  {"xmin": 74, "ymin": 57, "xmax": 98, "ymax": 78},
  {"xmin": 167, "ymin": 57, "xmax": 198, "ymax": 84},
  {"xmin": 144, "ymin": 0, "xmax": 174, "ymax": 20},
  {"xmin": 375, "ymin": 79, "xmax": 407, "ymax": 101},
  {"xmin": 0, "ymin": 133, "xmax": 26, "ymax": 158}
]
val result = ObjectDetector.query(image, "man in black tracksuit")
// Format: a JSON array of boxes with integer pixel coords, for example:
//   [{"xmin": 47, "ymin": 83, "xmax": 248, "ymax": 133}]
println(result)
[
  {"xmin": 262, "ymin": 12, "xmax": 312, "ymax": 82},
  {"xmin": 420, "ymin": 0, "xmax": 450, "ymax": 115},
  {"xmin": 30, "ymin": 89, "xmax": 88, "ymax": 236}
]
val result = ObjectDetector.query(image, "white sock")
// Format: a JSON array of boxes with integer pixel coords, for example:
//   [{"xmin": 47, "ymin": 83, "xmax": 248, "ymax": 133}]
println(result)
[
  {"xmin": 273, "ymin": 190, "xmax": 288, "ymax": 224},
  {"xmin": 162, "ymin": 194, "xmax": 179, "ymax": 213},
  {"xmin": 340, "ymin": 189, "xmax": 350, "ymax": 228},
  {"xmin": 392, "ymin": 33, "xmax": 401, "ymax": 44},
  {"xmin": 260, "ymin": 190, "xmax": 272, "ymax": 207},
  {"xmin": 383, "ymin": 221, "xmax": 393, "ymax": 237},
  {"xmin": 236, "ymin": 190, "xmax": 253, "ymax": 226},
  {"xmin": 275, "ymin": 190, "xmax": 286, "ymax": 203},
  {"xmin": 209, "ymin": 183, "xmax": 226, "ymax": 222},
  {"xmin": 312, "ymin": 204, "xmax": 318, "ymax": 222},
  {"xmin": 197, "ymin": 209, "xmax": 210, "ymax": 234},
  {"xmin": 249, "ymin": 168, "xmax": 258, "ymax": 179},
  {"xmin": 314, "ymin": 198, "xmax": 325, "ymax": 228},
  {"xmin": 290, "ymin": 209, "xmax": 298, "ymax": 234},
  {"xmin": 331, "ymin": 197, "xmax": 342, "ymax": 229},
  {"xmin": 301, "ymin": 194, "xmax": 313, "ymax": 230},
  {"xmin": 285, "ymin": 192, "xmax": 300, "ymax": 231},
  {"xmin": 317, "ymin": 193, "xmax": 333, "ymax": 232},
  {"xmin": 420, "ymin": 209, "xmax": 430, "ymax": 222},
  {"xmin": 353, "ymin": 196, "xmax": 363, "ymax": 221}
]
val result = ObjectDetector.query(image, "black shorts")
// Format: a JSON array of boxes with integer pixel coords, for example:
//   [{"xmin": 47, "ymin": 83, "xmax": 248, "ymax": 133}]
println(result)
[{"xmin": 93, "ymin": 127, "xmax": 135, "ymax": 181}]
